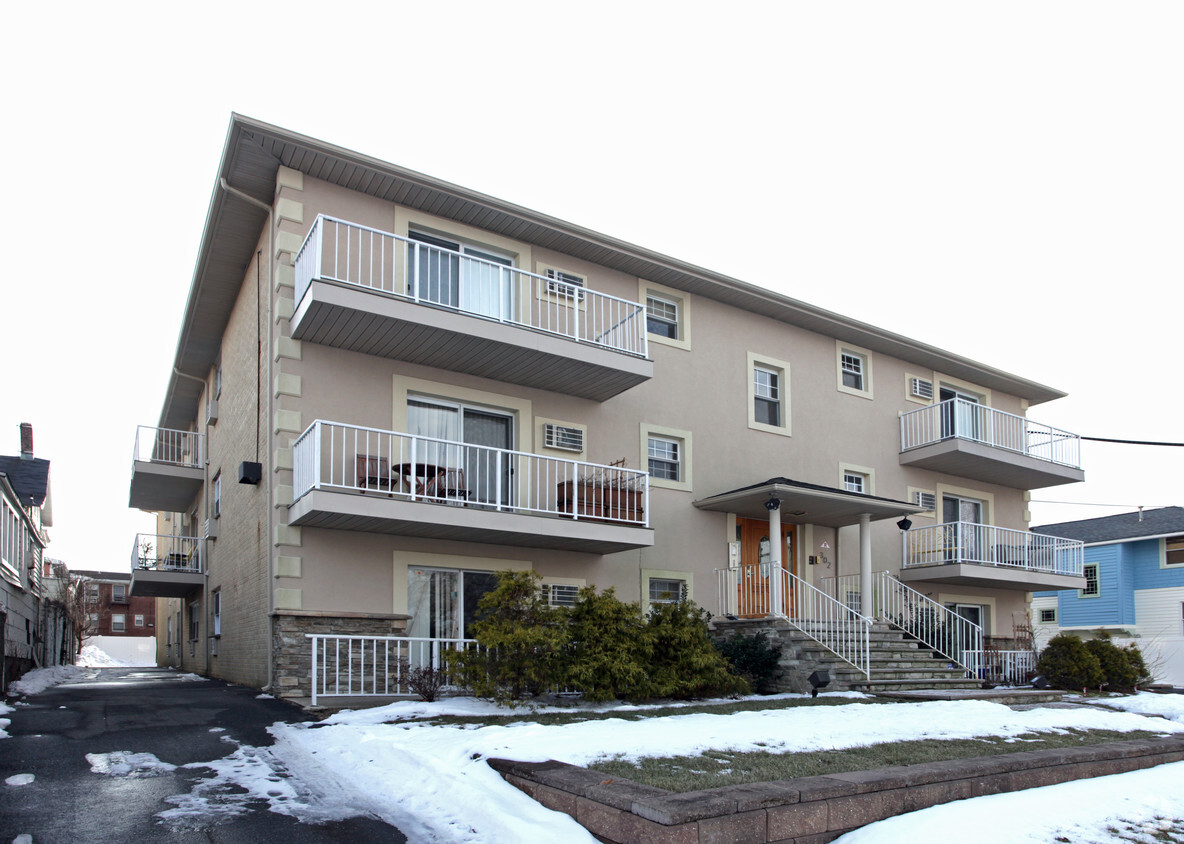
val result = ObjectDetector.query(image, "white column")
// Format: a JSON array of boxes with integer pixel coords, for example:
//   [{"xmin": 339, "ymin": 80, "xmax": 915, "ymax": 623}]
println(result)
[
  {"xmin": 769, "ymin": 500, "xmax": 783, "ymax": 617},
  {"xmin": 859, "ymin": 513, "xmax": 872, "ymax": 619}
]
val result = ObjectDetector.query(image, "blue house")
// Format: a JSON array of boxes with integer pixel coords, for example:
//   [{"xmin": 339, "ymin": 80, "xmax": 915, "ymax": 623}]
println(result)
[{"xmin": 1031, "ymin": 507, "xmax": 1184, "ymax": 685}]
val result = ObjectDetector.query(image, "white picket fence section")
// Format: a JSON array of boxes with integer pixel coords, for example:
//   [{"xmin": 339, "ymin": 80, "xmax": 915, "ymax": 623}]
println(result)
[
  {"xmin": 963, "ymin": 650, "xmax": 1038, "ymax": 685},
  {"xmin": 307, "ymin": 634, "xmax": 480, "ymax": 706}
]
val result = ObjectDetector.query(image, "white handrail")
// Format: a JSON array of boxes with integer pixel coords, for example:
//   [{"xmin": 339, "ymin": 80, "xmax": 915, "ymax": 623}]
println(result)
[
  {"xmin": 716, "ymin": 565, "xmax": 870, "ymax": 677},
  {"xmin": 131, "ymin": 533, "xmax": 202, "ymax": 573},
  {"xmin": 963, "ymin": 649, "xmax": 1037, "ymax": 685},
  {"xmin": 132, "ymin": 425, "xmax": 204, "ymax": 468},
  {"xmin": 307, "ymin": 634, "xmax": 480, "ymax": 705},
  {"xmin": 295, "ymin": 215, "xmax": 649, "ymax": 359},
  {"xmin": 292, "ymin": 420, "xmax": 649, "ymax": 526},
  {"xmin": 874, "ymin": 571, "xmax": 982, "ymax": 668},
  {"xmin": 900, "ymin": 398, "xmax": 1081, "ymax": 469},
  {"xmin": 904, "ymin": 522, "xmax": 1084, "ymax": 576}
]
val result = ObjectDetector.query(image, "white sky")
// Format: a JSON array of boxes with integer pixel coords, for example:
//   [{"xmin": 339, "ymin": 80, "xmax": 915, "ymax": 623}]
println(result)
[{"xmin": 2, "ymin": 2, "xmax": 1181, "ymax": 570}]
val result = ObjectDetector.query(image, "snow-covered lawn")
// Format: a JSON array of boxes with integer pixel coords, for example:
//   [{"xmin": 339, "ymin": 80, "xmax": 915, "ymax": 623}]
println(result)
[{"xmin": 9, "ymin": 662, "xmax": 1184, "ymax": 843}]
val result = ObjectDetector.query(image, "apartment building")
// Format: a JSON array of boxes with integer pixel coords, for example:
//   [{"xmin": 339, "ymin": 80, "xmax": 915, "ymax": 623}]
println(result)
[
  {"xmin": 128, "ymin": 115, "xmax": 1087, "ymax": 699},
  {"xmin": 71, "ymin": 570, "xmax": 156, "ymax": 637}
]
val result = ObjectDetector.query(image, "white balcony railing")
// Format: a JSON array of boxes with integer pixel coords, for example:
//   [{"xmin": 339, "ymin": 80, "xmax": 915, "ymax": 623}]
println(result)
[
  {"xmin": 292, "ymin": 421, "xmax": 649, "ymax": 526},
  {"xmin": 903, "ymin": 522, "xmax": 1084, "ymax": 576},
  {"xmin": 963, "ymin": 650, "xmax": 1037, "ymax": 685},
  {"xmin": 716, "ymin": 565, "xmax": 871, "ymax": 677},
  {"xmin": 308, "ymin": 634, "xmax": 480, "ymax": 706},
  {"xmin": 132, "ymin": 425, "xmax": 204, "ymax": 469},
  {"xmin": 294, "ymin": 215, "xmax": 649, "ymax": 359},
  {"xmin": 900, "ymin": 398, "xmax": 1081, "ymax": 469},
  {"xmin": 131, "ymin": 533, "xmax": 202, "ymax": 573}
]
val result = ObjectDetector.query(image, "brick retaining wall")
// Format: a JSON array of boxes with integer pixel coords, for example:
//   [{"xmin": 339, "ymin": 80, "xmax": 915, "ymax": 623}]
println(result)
[{"xmin": 490, "ymin": 735, "xmax": 1184, "ymax": 843}]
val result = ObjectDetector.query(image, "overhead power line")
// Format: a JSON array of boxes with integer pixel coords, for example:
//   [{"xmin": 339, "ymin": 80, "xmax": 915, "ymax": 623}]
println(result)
[{"xmin": 1081, "ymin": 436, "xmax": 1184, "ymax": 447}]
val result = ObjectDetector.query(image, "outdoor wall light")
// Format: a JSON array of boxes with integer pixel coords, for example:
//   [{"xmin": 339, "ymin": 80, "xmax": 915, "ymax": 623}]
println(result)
[
  {"xmin": 896, "ymin": 517, "xmax": 913, "ymax": 532},
  {"xmin": 764, "ymin": 497, "xmax": 781, "ymax": 512}
]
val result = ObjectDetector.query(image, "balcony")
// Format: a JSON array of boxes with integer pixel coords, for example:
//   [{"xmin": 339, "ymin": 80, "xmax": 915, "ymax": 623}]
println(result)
[
  {"xmin": 899, "ymin": 399, "xmax": 1084, "ymax": 489},
  {"xmin": 129, "ymin": 533, "xmax": 205, "ymax": 598},
  {"xmin": 129, "ymin": 426, "xmax": 205, "ymax": 512},
  {"xmin": 901, "ymin": 521, "xmax": 1085, "ymax": 591},
  {"xmin": 289, "ymin": 421, "xmax": 654, "ymax": 554},
  {"xmin": 291, "ymin": 216, "xmax": 653, "ymax": 401}
]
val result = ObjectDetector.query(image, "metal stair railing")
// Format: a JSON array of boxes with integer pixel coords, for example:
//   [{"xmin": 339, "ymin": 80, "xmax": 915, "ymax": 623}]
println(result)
[
  {"xmin": 872, "ymin": 571, "xmax": 983, "ymax": 669},
  {"xmin": 786, "ymin": 568, "xmax": 871, "ymax": 679}
]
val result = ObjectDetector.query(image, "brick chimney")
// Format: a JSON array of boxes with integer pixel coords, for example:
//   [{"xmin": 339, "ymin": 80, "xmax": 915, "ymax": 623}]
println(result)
[{"xmin": 19, "ymin": 422, "xmax": 33, "ymax": 460}]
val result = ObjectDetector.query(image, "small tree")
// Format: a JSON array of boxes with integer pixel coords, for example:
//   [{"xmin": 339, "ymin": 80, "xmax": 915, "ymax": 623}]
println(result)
[
  {"xmin": 447, "ymin": 571, "xmax": 567, "ymax": 705},
  {"xmin": 644, "ymin": 599, "xmax": 750, "ymax": 700},
  {"xmin": 66, "ymin": 575, "xmax": 98, "ymax": 656},
  {"xmin": 1036, "ymin": 633, "xmax": 1104, "ymax": 692},
  {"xmin": 563, "ymin": 586, "xmax": 650, "ymax": 702}
]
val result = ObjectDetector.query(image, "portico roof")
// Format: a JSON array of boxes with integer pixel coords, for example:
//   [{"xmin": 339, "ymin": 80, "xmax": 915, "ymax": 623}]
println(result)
[{"xmin": 693, "ymin": 477, "xmax": 923, "ymax": 528}]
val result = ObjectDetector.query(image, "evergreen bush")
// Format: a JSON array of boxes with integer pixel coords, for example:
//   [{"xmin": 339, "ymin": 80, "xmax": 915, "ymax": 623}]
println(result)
[
  {"xmin": 1085, "ymin": 636, "xmax": 1139, "ymax": 691},
  {"xmin": 563, "ymin": 586, "xmax": 650, "ymax": 702},
  {"xmin": 715, "ymin": 632, "xmax": 783, "ymax": 694},
  {"xmin": 645, "ymin": 600, "xmax": 750, "ymax": 700},
  {"xmin": 1036, "ymin": 633, "xmax": 1104, "ymax": 691},
  {"xmin": 1122, "ymin": 643, "xmax": 1153, "ymax": 689},
  {"xmin": 446, "ymin": 570, "xmax": 567, "ymax": 705}
]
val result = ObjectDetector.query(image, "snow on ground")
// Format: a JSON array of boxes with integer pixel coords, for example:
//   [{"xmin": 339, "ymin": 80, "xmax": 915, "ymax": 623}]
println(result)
[
  {"xmin": 0, "ymin": 701, "xmax": 12, "ymax": 738},
  {"xmin": 76, "ymin": 643, "xmax": 155, "ymax": 668},
  {"xmin": 5, "ymin": 664, "xmax": 94, "ymax": 696},
  {"xmin": 10, "ymin": 663, "xmax": 1184, "ymax": 843},
  {"xmin": 262, "ymin": 693, "xmax": 1184, "ymax": 843}
]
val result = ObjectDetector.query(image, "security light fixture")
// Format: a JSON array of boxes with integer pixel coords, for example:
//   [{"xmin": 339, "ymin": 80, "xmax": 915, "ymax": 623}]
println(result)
[
  {"xmin": 896, "ymin": 517, "xmax": 913, "ymax": 532},
  {"xmin": 764, "ymin": 497, "xmax": 781, "ymax": 512}
]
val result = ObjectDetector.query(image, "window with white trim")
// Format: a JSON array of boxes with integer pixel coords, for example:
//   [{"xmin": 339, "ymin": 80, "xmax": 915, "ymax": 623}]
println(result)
[
  {"xmin": 1166, "ymin": 537, "xmax": 1184, "ymax": 566},
  {"xmin": 212, "ymin": 472, "xmax": 222, "ymax": 518},
  {"xmin": 646, "ymin": 294, "xmax": 679, "ymax": 339},
  {"xmin": 188, "ymin": 600, "xmax": 201, "ymax": 641},
  {"xmin": 648, "ymin": 577, "xmax": 686, "ymax": 605},
  {"xmin": 1081, "ymin": 564, "xmax": 1100, "ymax": 597},
  {"xmin": 111, "ymin": 614, "xmax": 126, "ymax": 633},
  {"xmin": 1039, "ymin": 608, "xmax": 1057, "ymax": 624},
  {"xmin": 648, "ymin": 436, "xmax": 681, "ymax": 482},
  {"xmin": 134, "ymin": 614, "xmax": 145, "ymax": 627},
  {"xmin": 843, "ymin": 471, "xmax": 868, "ymax": 494},
  {"xmin": 841, "ymin": 352, "xmax": 865, "ymax": 391},
  {"xmin": 753, "ymin": 366, "xmax": 781, "ymax": 427},
  {"xmin": 112, "ymin": 584, "xmax": 127, "ymax": 603},
  {"xmin": 212, "ymin": 590, "xmax": 222, "ymax": 637}
]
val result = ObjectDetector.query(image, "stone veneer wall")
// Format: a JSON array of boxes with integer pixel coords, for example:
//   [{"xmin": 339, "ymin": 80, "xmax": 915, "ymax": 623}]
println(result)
[
  {"xmin": 271, "ymin": 610, "xmax": 408, "ymax": 699},
  {"xmin": 491, "ymin": 735, "xmax": 1184, "ymax": 844}
]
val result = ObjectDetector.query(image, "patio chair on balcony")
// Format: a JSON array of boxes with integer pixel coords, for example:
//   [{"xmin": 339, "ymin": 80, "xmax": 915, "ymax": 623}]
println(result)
[
  {"xmin": 356, "ymin": 455, "xmax": 395, "ymax": 493},
  {"xmin": 425, "ymin": 468, "xmax": 468, "ymax": 506}
]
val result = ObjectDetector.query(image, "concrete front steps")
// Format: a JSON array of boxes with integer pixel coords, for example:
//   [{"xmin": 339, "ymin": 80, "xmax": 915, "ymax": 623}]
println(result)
[{"xmin": 715, "ymin": 618, "xmax": 985, "ymax": 694}]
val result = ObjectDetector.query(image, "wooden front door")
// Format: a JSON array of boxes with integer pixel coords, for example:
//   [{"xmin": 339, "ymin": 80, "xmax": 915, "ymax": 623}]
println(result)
[{"xmin": 736, "ymin": 518, "xmax": 796, "ymax": 618}]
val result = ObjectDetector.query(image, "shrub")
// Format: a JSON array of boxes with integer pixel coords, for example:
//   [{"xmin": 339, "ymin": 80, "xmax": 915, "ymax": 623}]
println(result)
[
  {"xmin": 446, "ymin": 571, "xmax": 567, "ymax": 705},
  {"xmin": 1036, "ymin": 633, "xmax": 1104, "ymax": 691},
  {"xmin": 563, "ymin": 586, "xmax": 650, "ymax": 702},
  {"xmin": 1122, "ymin": 643, "xmax": 1153, "ymax": 689},
  {"xmin": 402, "ymin": 661, "xmax": 448, "ymax": 703},
  {"xmin": 645, "ymin": 600, "xmax": 750, "ymax": 700},
  {"xmin": 1085, "ymin": 636, "xmax": 1139, "ymax": 692},
  {"xmin": 715, "ymin": 632, "xmax": 783, "ymax": 694}
]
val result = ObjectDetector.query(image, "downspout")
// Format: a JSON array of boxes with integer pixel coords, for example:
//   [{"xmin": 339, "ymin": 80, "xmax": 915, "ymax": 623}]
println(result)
[{"xmin": 219, "ymin": 178, "xmax": 276, "ymax": 692}]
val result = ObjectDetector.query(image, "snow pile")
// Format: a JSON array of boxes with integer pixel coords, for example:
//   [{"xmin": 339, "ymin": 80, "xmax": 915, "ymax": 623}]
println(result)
[
  {"xmin": 6, "ymin": 665, "xmax": 93, "ymax": 696},
  {"xmin": 265, "ymin": 696, "xmax": 1184, "ymax": 843},
  {"xmin": 76, "ymin": 644, "xmax": 133, "ymax": 667},
  {"xmin": 87, "ymin": 751, "xmax": 177, "ymax": 778},
  {"xmin": 0, "ymin": 701, "xmax": 12, "ymax": 739},
  {"xmin": 1089, "ymin": 691, "xmax": 1184, "ymax": 723}
]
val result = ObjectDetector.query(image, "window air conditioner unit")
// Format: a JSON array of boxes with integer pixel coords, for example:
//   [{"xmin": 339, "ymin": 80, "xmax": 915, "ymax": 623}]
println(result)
[
  {"xmin": 544, "ymin": 423, "xmax": 584, "ymax": 453},
  {"xmin": 910, "ymin": 377, "xmax": 934, "ymax": 400},
  {"xmin": 209, "ymin": 636, "xmax": 218, "ymax": 656},
  {"xmin": 206, "ymin": 398, "xmax": 219, "ymax": 425},
  {"xmin": 914, "ymin": 491, "xmax": 937, "ymax": 511},
  {"xmin": 203, "ymin": 518, "xmax": 218, "ymax": 540}
]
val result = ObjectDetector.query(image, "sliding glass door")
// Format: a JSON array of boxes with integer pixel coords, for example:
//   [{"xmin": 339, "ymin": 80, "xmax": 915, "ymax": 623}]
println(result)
[
  {"xmin": 408, "ymin": 230, "xmax": 513, "ymax": 320},
  {"xmin": 407, "ymin": 399, "xmax": 514, "ymax": 507}
]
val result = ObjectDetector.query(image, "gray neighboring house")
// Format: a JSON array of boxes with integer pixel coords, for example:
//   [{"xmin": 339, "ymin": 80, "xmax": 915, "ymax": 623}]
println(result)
[{"xmin": 0, "ymin": 423, "xmax": 52, "ymax": 692}]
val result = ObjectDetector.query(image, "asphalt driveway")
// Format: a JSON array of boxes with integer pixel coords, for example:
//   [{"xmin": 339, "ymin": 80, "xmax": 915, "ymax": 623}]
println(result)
[{"xmin": 1, "ymin": 667, "xmax": 407, "ymax": 843}]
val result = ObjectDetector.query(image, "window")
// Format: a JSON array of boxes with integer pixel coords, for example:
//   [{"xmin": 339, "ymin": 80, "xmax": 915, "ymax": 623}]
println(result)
[
  {"xmin": 86, "ymin": 582, "xmax": 99, "ymax": 601},
  {"xmin": 1166, "ymin": 537, "xmax": 1184, "ymax": 566},
  {"xmin": 188, "ymin": 600, "xmax": 201, "ymax": 641},
  {"xmin": 88, "ymin": 613, "xmax": 98, "ymax": 629},
  {"xmin": 747, "ymin": 353, "xmax": 791, "ymax": 436},
  {"xmin": 1039, "ymin": 608, "xmax": 1057, "ymax": 624},
  {"xmin": 212, "ymin": 590, "xmax": 222, "ymax": 637},
  {"xmin": 843, "ymin": 472, "xmax": 868, "ymax": 494},
  {"xmin": 1082, "ymin": 564, "xmax": 1100, "ymax": 597},
  {"xmin": 841, "ymin": 352, "xmax": 864, "ymax": 391},
  {"xmin": 111, "ymin": 614, "xmax": 126, "ymax": 633},
  {"xmin": 648, "ymin": 436, "xmax": 681, "ymax": 481},
  {"xmin": 134, "ymin": 614, "xmax": 145, "ymax": 627},
  {"xmin": 649, "ymin": 578, "xmax": 686, "ymax": 605},
  {"xmin": 112, "ymin": 584, "xmax": 127, "ymax": 603},
  {"xmin": 212, "ymin": 472, "xmax": 222, "ymax": 518},
  {"xmin": 753, "ymin": 366, "xmax": 781, "ymax": 426},
  {"xmin": 646, "ymin": 295, "xmax": 679, "ymax": 339}
]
